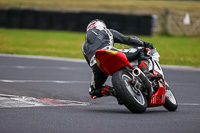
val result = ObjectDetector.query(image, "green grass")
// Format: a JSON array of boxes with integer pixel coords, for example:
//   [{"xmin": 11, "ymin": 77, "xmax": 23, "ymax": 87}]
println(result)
[
  {"xmin": 139, "ymin": 35, "xmax": 200, "ymax": 67},
  {"xmin": 0, "ymin": 28, "xmax": 85, "ymax": 59},
  {"xmin": 0, "ymin": 0, "xmax": 200, "ymax": 12},
  {"xmin": 0, "ymin": 28, "xmax": 200, "ymax": 67}
]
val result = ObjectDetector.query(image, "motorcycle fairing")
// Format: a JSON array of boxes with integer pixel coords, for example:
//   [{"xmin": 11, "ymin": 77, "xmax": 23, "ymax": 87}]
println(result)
[
  {"xmin": 147, "ymin": 70, "xmax": 166, "ymax": 107},
  {"xmin": 95, "ymin": 49, "xmax": 134, "ymax": 75},
  {"xmin": 147, "ymin": 80, "xmax": 165, "ymax": 107},
  {"xmin": 150, "ymin": 49, "xmax": 164, "ymax": 75}
]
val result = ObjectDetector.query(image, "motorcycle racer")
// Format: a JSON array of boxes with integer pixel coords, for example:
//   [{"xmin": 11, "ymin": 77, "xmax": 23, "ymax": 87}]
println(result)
[{"xmin": 82, "ymin": 19, "xmax": 162, "ymax": 99}]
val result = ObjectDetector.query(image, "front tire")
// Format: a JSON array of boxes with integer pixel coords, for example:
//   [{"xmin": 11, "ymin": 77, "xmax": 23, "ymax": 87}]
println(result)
[
  {"xmin": 164, "ymin": 84, "xmax": 178, "ymax": 111},
  {"xmin": 112, "ymin": 69, "xmax": 147, "ymax": 113}
]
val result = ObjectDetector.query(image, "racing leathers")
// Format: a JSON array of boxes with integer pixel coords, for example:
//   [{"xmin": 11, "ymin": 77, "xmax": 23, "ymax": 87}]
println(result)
[{"xmin": 82, "ymin": 28, "xmax": 156, "ymax": 99}]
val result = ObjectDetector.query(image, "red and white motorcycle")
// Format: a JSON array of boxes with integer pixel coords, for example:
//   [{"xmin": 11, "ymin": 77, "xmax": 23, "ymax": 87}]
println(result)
[{"xmin": 95, "ymin": 47, "xmax": 178, "ymax": 113}]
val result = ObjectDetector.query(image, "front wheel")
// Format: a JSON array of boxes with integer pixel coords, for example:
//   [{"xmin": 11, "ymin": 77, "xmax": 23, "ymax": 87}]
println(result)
[
  {"xmin": 163, "ymin": 83, "xmax": 178, "ymax": 111},
  {"xmin": 112, "ymin": 69, "xmax": 147, "ymax": 113}
]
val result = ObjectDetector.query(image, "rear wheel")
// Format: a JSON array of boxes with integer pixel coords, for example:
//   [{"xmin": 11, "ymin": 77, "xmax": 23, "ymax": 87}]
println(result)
[
  {"xmin": 163, "ymin": 83, "xmax": 178, "ymax": 111},
  {"xmin": 112, "ymin": 69, "xmax": 147, "ymax": 113}
]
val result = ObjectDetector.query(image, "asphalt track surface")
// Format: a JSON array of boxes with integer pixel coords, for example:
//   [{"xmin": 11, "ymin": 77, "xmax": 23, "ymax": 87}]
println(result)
[{"xmin": 0, "ymin": 54, "xmax": 200, "ymax": 133}]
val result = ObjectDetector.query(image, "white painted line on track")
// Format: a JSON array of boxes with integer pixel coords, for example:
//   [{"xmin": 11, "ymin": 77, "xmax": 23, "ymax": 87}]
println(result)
[
  {"xmin": 1, "ymin": 80, "xmax": 198, "ymax": 87},
  {"xmin": 1, "ymin": 54, "xmax": 200, "ymax": 71},
  {"xmin": 0, "ymin": 54, "xmax": 86, "ymax": 63},
  {"xmin": 169, "ymin": 82, "xmax": 199, "ymax": 86},
  {"xmin": 0, "ymin": 65, "xmax": 76, "ymax": 70},
  {"xmin": 160, "ymin": 65, "xmax": 200, "ymax": 71},
  {"xmin": 0, "ymin": 80, "xmax": 90, "ymax": 84},
  {"xmin": 0, "ymin": 94, "xmax": 89, "ymax": 108},
  {"xmin": 179, "ymin": 103, "xmax": 200, "ymax": 106}
]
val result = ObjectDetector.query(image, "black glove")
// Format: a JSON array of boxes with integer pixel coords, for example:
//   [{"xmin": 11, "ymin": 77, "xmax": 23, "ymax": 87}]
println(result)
[{"xmin": 143, "ymin": 41, "xmax": 154, "ymax": 49}]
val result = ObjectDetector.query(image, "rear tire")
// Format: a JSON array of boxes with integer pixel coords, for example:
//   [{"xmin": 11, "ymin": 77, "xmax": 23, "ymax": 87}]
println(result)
[
  {"xmin": 112, "ymin": 69, "xmax": 147, "ymax": 113},
  {"xmin": 164, "ymin": 84, "xmax": 178, "ymax": 111}
]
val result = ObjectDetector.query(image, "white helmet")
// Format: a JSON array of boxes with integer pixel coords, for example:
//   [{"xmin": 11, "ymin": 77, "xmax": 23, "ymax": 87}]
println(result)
[{"xmin": 86, "ymin": 19, "xmax": 107, "ymax": 31}]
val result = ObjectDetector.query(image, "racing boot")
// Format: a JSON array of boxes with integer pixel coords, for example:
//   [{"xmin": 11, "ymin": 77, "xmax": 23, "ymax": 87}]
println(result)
[
  {"xmin": 89, "ymin": 85, "xmax": 116, "ymax": 99},
  {"xmin": 90, "ymin": 86, "xmax": 124, "ymax": 105},
  {"xmin": 139, "ymin": 60, "xmax": 162, "ymax": 81}
]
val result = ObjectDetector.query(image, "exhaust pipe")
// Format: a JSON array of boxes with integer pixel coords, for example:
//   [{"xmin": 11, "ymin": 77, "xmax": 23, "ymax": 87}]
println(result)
[{"xmin": 132, "ymin": 68, "xmax": 153, "ymax": 99}]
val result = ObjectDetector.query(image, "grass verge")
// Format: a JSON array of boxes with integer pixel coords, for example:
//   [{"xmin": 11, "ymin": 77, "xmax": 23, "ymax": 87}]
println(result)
[
  {"xmin": 0, "ymin": 0, "xmax": 200, "ymax": 12},
  {"xmin": 0, "ymin": 28, "xmax": 200, "ymax": 67}
]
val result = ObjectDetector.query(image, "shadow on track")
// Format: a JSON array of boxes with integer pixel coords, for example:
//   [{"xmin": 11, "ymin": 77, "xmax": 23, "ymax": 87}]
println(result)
[{"xmin": 86, "ymin": 103, "xmax": 171, "ymax": 114}]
